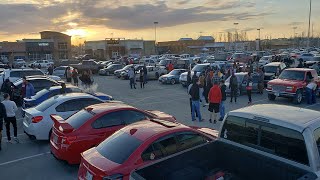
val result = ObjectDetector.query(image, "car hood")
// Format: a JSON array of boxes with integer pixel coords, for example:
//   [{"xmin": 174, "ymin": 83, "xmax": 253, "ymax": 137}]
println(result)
[
  {"xmin": 264, "ymin": 72, "xmax": 275, "ymax": 77},
  {"xmin": 82, "ymin": 148, "xmax": 121, "ymax": 173},
  {"xmin": 146, "ymin": 110, "xmax": 176, "ymax": 122},
  {"xmin": 160, "ymin": 74, "xmax": 175, "ymax": 78},
  {"xmin": 268, "ymin": 79, "xmax": 304, "ymax": 86},
  {"xmin": 48, "ymin": 75, "xmax": 61, "ymax": 81},
  {"xmin": 90, "ymin": 92, "xmax": 113, "ymax": 101}
]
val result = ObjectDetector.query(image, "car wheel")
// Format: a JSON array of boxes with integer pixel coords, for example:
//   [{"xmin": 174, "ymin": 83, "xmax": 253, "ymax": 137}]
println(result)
[
  {"xmin": 268, "ymin": 94, "xmax": 276, "ymax": 101},
  {"xmin": 171, "ymin": 79, "xmax": 176, "ymax": 85},
  {"xmin": 49, "ymin": 129, "xmax": 52, "ymax": 140},
  {"xmin": 106, "ymin": 71, "xmax": 109, "ymax": 76},
  {"xmin": 293, "ymin": 89, "xmax": 303, "ymax": 104},
  {"xmin": 155, "ymin": 72, "xmax": 159, "ymax": 79}
]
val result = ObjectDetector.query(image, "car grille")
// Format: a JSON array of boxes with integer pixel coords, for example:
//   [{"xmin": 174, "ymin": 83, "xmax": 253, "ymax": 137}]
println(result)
[{"xmin": 272, "ymin": 85, "xmax": 286, "ymax": 92}]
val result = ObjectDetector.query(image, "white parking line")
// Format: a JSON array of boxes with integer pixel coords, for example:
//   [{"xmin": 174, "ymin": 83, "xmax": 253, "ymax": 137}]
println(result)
[
  {"xmin": 253, "ymin": 98, "xmax": 268, "ymax": 103},
  {"xmin": 0, "ymin": 151, "xmax": 50, "ymax": 166}
]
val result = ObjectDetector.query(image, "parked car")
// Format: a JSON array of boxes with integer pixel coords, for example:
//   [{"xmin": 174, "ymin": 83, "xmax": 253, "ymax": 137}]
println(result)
[
  {"xmin": 229, "ymin": 53, "xmax": 252, "ymax": 63},
  {"xmin": 263, "ymin": 62, "xmax": 286, "ymax": 85},
  {"xmin": 131, "ymin": 104, "xmax": 320, "ymax": 180},
  {"xmin": 140, "ymin": 58, "xmax": 157, "ymax": 66},
  {"xmin": 13, "ymin": 59, "xmax": 27, "ymax": 68},
  {"xmin": 23, "ymin": 93, "xmax": 107, "ymax": 141},
  {"xmin": 99, "ymin": 64, "xmax": 123, "ymax": 76},
  {"xmin": 114, "ymin": 64, "xmax": 134, "ymax": 78},
  {"xmin": 52, "ymin": 66, "xmax": 74, "ymax": 78},
  {"xmin": 179, "ymin": 63, "xmax": 220, "ymax": 87},
  {"xmin": 11, "ymin": 76, "xmax": 62, "ymax": 104},
  {"xmin": 267, "ymin": 68, "xmax": 320, "ymax": 104},
  {"xmin": 70, "ymin": 60, "xmax": 104, "ymax": 74},
  {"xmin": 258, "ymin": 55, "xmax": 273, "ymax": 67},
  {"xmin": 159, "ymin": 69, "xmax": 187, "ymax": 84},
  {"xmin": 78, "ymin": 119, "xmax": 216, "ymax": 179},
  {"xmin": 51, "ymin": 104, "xmax": 177, "ymax": 165},
  {"xmin": 23, "ymin": 85, "xmax": 113, "ymax": 108},
  {"xmin": 299, "ymin": 53, "xmax": 316, "ymax": 62},
  {"xmin": 135, "ymin": 66, "xmax": 167, "ymax": 81},
  {"xmin": 29, "ymin": 60, "xmax": 54, "ymax": 68},
  {"xmin": 120, "ymin": 64, "xmax": 144, "ymax": 79},
  {"xmin": 225, "ymin": 72, "xmax": 260, "ymax": 95}
]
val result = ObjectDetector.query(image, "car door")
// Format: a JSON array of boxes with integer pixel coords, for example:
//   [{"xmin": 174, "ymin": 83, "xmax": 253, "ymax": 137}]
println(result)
[
  {"xmin": 90, "ymin": 111, "xmax": 126, "ymax": 145},
  {"xmin": 55, "ymin": 99, "xmax": 84, "ymax": 119}
]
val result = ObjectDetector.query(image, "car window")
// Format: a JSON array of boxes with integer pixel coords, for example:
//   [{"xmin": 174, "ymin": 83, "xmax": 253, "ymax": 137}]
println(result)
[
  {"xmin": 66, "ymin": 109, "xmax": 94, "ymax": 129},
  {"xmin": 10, "ymin": 71, "xmax": 21, "ymax": 78},
  {"xmin": 176, "ymin": 132, "xmax": 208, "ymax": 151},
  {"xmin": 33, "ymin": 89, "xmax": 49, "ymax": 99},
  {"xmin": 122, "ymin": 110, "xmax": 148, "ymax": 125},
  {"xmin": 35, "ymin": 97, "xmax": 57, "ymax": 112},
  {"xmin": 96, "ymin": 130, "xmax": 142, "ymax": 164},
  {"xmin": 92, "ymin": 111, "xmax": 124, "ymax": 129},
  {"xmin": 156, "ymin": 136, "xmax": 178, "ymax": 156},
  {"xmin": 56, "ymin": 99, "xmax": 83, "ymax": 112},
  {"xmin": 141, "ymin": 142, "xmax": 165, "ymax": 161},
  {"xmin": 80, "ymin": 98, "xmax": 102, "ymax": 108},
  {"xmin": 222, "ymin": 115, "xmax": 308, "ymax": 165},
  {"xmin": 48, "ymin": 90, "xmax": 62, "ymax": 98},
  {"xmin": 22, "ymin": 70, "xmax": 43, "ymax": 77},
  {"xmin": 314, "ymin": 128, "xmax": 320, "ymax": 159}
]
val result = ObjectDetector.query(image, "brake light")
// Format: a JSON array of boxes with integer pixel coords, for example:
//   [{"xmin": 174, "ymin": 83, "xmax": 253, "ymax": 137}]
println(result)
[
  {"xmin": 61, "ymin": 136, "xmax": 77, "ymax": 145},
  {"xmin": 32, "ymin": 116, "xmax": 43, "ymax": 123}
]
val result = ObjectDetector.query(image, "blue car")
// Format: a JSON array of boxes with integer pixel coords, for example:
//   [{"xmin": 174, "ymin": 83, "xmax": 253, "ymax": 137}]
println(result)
[
  {"xmin": 23, "ymin": 85, "xmax": 113, "ymax": 108},
  {"xmin": 159, "ymin": 69, "xmax": 187, "ymax": 85}
]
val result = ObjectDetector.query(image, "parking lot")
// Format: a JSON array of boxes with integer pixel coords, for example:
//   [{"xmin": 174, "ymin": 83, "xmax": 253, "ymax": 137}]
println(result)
[{"xmin": 1, "ymin": 75, "xmax": 320, "ymax": 180}]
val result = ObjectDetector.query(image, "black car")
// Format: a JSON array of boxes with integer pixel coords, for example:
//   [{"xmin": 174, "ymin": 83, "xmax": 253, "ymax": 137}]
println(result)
[
  {"xmin": 11, "ymin": 76, "xmax": 61, "ymax": 105},
  {"xmin": 263, "ymin": 62, "xmax": 286, "ymax": 86}
]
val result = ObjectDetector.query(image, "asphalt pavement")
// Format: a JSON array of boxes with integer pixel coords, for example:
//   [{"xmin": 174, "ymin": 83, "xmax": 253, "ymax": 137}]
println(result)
[{"xmin": 0, "ymin": 75, "xmax": 319, "ymax": 180}]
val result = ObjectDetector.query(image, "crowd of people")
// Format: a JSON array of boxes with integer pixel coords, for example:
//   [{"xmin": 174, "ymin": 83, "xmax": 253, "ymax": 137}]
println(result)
[{"xmin": 128, "ymin": 65, "xmax": 148, "ymax": 89}]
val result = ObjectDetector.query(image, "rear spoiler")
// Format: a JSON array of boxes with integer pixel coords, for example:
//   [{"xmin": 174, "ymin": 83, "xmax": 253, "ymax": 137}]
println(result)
[
  {"xmin": 50, "ymin": 114, "xmax": 65, "ymax": 125},
  {"xmin": 50, "ymin": 114, "xmax": 74, "ymax": 133}
]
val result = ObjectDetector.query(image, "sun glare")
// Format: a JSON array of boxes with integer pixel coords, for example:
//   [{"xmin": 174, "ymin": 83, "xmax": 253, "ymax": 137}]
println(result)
[{"xmin": 65, "ymin": 29, "xmax": 87, "ymax": 37}]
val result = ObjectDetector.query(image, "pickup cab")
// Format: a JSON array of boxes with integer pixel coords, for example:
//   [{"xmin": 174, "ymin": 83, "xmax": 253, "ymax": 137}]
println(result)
[
  {"xmin": 266, "ymin": 68, "xmax": 320, "ymax": 104},
  {"xmin": 70, "ymin": 60, "xmax": 104, "ymax": 73},
  {"xmin": 130, "ymin": 104, "xmax": 320, "ymax": 180}
]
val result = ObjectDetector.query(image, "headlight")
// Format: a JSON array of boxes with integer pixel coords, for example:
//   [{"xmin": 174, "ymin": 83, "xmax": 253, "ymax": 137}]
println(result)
[
  {"xmin": 286, "ymin": 86, "xmax": 293, "ymax": 91},
  {"xmin": 267, "ymin": 84, "xmax": 272, "ymax": 89}
]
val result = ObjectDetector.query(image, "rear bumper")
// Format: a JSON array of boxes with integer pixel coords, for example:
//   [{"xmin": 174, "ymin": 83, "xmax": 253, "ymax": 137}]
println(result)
[{"xmin": 50, "ymin": 140, "xmax": 80, "ymax": 164}]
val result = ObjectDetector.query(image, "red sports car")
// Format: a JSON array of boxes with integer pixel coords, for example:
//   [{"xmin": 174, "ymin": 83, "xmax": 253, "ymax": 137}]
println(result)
[
  {"xmin": 78, "ymin": 119, "xmax": 217, "ymax": 180},
  {"xmin": 50, "ymin": 102, "xmax": 176, "ymax": 164}
]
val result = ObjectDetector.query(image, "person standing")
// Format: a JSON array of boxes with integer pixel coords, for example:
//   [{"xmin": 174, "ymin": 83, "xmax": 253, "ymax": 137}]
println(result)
[
  {"xmin": 47, "ymin": 65, "xmax": 53, "ymax": 75},
  {"xmin": 25, "ymin": 79, "xmax": 35, "ymax": 99},
  {"xmin": 208, "ymin": 81, "xmax": 222, "ymax": 124},
  {"xmin": 189, "ymin": 79, "xmax": 203, "ymax": 122},
  {"xmin": 72, "ymin": 69, "xmax": 79, "ymax": 86},
  {"xmin": 143, "ymin": 65, "xmax": 148, "ymax": 84},
  {"xmin": 65, "ymin": 67, "xmax": 72, "ymax": 83},
  {"xmin": 199, "ymin": 74, "xmax": 206, "ymax": 106},
  {"xmin": 246, "ymin": 72, "xmax": 253, "ymax": 104},
  {"xmin": 258, "ymin": 69, "xmax": 264, "ymax": 94},
  {"xmin": 139, "ymin": 72, "xmax": 145, "ymax": 89},
  {"xmin": 128, "ymin": 67, "xmax": 136, "ymax": 89},
  {"xmin": 306, "ymin": 78, "xmax": 317, "ymax": 104},
  {"xmin": 2, "ymin": 93, "xmax": 18, "ymax": 143},
  {"xmin": 219, "ymin": 80, "xmax": 226, "ymax": 121},
  {"xmin": 229, "ymin": 72, "xmax": 238, "ymax": 103},
  {"xmin": 168, "ymin": 62, "xmax": 174, "ymax": 72},
  {"xmin": 1, "ymin": 79, "xmax": 13, "ymax": 97},
  {"xmin": 187, "ymin": 70, "xmax": 192, "ymax": 87},
  {"xmin": 0, "ymin": 101, "xmax": 6, "ymax": 150}
]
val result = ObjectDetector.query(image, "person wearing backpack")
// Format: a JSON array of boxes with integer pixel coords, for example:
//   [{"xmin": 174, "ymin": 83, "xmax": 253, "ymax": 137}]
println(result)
[
  {"xmin": 229, "ymin": 72, "xmax": 238, "ymax": 103},
  {"xmin": 0, "ymin": 101, "xmax": 7, "ymax": 150}
]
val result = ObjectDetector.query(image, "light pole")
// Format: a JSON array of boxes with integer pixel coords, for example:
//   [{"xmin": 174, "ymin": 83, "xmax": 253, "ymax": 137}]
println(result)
[
  {"xmin": 233, "ymin": 22, "xmax": 239, "ymax": 50},
  {"xmin": 257, "ymin": 28, "xmax": 262, "ymax": 51},
  {"xmin": 293, "ymin": 27, "xmax": 297, "ymax": 48},
  {"xmin": 154, "ymin": 22, "xmax": 158, "ymax": 54},
  {"xmin": 307, "ymin": 0, "xmax": 312, "ymax": 47}
]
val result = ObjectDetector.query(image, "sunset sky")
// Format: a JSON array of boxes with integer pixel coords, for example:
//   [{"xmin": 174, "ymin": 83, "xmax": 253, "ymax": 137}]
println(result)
[{"xmin": 0, "ymin": 0, "xmax": 319, "ymax": 44}]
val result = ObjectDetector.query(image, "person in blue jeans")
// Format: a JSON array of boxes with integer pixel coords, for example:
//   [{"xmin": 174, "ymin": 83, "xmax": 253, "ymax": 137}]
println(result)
[
  {"xmin": 219, "ymin": 80, "xmax": 227, "ymax": 121},
  {"xmin": 306, "ymin": 78, "xmax": 317, "ymax": 104},
  {"xmin": 188, "ymin": 79, "xmax": 203, "ymax": 122}
]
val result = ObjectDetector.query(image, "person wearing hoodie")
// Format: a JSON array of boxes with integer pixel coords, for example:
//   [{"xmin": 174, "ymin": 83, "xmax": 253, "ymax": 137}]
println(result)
[
  {"xmin": 189, "ymin": 78, "xmax": 203, "ymax": 122},
  {"xmin": 208, "ymin": 81, "xmax": 222, "ymax": 124}
]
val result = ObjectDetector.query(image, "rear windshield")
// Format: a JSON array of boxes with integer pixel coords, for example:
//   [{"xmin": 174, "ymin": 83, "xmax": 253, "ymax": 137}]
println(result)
[
  {"xmin": 33, "ymin": 89, "xmax": 49, "ymax": 99},
  {"xmin": 65, "ymin": 109, "xmax": 94, "ymax": 129},
  {"xmin": 35, "ymin": 97, "xmax": 57, "ymax": 112},
  {"xmin": 96, "ymin": 130, "xmax": 142, "ymax": 164}
]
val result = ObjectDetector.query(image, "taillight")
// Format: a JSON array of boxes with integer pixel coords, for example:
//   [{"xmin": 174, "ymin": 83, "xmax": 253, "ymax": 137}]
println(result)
[
  {"xmin": 32, "ymin": 116, "xmax": 43, "ymax": 123},
  {"xmin": 61, "ymin": 136, "xmax": 77, "ymax": 145}
]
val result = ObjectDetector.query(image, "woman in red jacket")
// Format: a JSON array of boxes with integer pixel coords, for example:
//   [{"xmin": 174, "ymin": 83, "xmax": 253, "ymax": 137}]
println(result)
[{"xmin": 208, "ymin": 81, "xmax": 222, "ymax": 123}]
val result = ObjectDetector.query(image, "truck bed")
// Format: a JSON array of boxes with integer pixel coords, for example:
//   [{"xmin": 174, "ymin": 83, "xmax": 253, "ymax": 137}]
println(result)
[{"xmin": 131, "ymin": 140, "xmax": 316, "ymax": 180}]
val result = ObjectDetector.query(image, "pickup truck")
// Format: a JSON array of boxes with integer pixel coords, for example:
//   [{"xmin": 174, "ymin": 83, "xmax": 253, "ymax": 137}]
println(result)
[
  {"xmin": 266, "ymin": 68, "xmax": 320, "ymax": 104},
  {"xmin": 131, "ymin": 104, "xmax": 320, "ymax": 180},
  {"xmin": 70, "ymin": 60, "xmax": 104, "ymax": 73}
]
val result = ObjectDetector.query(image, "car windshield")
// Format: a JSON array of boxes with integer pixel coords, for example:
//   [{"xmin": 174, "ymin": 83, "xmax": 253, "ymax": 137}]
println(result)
[
  {"xmin": 35, "ymin": 97, "xmax": 57, "ymax": 112},
  {"xmin": 159, "ymin": 60, "xmax": 168, "ymax": 66},
  {"xmin": 264, "ymin": 66, "xmax": 278, "ymax": 73},
  {"xmin": 96, "ymin": 130, "xmax": 142, "ymax": 164},
  {"xmin": 65, "ymin": 109, "xmax": 94, "ymax": 129},
  {"xmin": 279, "ymin": 70, "xmax": 305, "ymax": 81},
  {"xmin": 169, "ymin": 70, "xmax": 180, "ymax": 75},
  {"xmin": 32, "ymin": 89, "xmax": 49, "ymax": 99},
  {"xmin": 123, "ymin": 65, "xmax": 132, "ymax": 70},
  {"xmin": 192, "ymin": 64, "xmax": 207, "ymax": 72}
]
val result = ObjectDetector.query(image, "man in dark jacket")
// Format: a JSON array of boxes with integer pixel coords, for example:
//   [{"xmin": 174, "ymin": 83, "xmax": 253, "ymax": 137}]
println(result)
[
  {"xmin": 143, "ymin": 65, "xmax": 148, "ymax": 84},
  {"xmin": 219, "ymin": 80, "xmax": 227, "ymax": 121},
  {"xmin": 229, "ymin": 72, "xmax": 238, "ymax": 103},
  {"xmin": 0, "ymin": 102, "xmax": 6, "ymax": 150},
  {"xmin": 188, "ymin": 79, "xmax": 203, "ymax": 122}
]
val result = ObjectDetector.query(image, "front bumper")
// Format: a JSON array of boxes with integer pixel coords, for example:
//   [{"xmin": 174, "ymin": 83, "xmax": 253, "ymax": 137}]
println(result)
[{"xmin": 266, "ymin": 89, "xmax": 296, "ymax": 97}]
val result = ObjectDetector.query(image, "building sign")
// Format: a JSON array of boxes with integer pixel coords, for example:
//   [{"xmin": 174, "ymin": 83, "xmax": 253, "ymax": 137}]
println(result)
[
  {"xmin": 106, "ymin": 39, "xmax": 120, "ymax": 45},
  {"xmin": 38, "ymin": 43, "xmax": 49, "ymax": 46}
]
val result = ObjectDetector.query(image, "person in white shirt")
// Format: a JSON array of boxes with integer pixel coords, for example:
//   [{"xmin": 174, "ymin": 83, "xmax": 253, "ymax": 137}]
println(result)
[
  {"xmin": 306, "ymin": 78, "xmax": 317, "ymax": 104},
  {"xmin": 2, "ymin": 93, "xmax": 18, "ymax": 143}
]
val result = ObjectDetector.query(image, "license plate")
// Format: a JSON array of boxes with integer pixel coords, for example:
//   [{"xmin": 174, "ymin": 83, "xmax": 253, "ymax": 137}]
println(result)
[{"xmin": 86, "ymin": 171, "xmax": 93, "ymax": 180}]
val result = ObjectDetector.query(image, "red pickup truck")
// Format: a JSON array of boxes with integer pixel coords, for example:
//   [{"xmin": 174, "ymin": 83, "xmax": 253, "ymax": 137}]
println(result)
[{"xmin": 266, "ymin": 68, "xmax": 320, "ymax": 104}]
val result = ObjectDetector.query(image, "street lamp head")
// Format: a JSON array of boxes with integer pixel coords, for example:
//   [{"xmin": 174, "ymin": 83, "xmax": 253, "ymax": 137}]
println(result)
[
  {"xmin": 154, "ymin": 22, "xmax": 159, "ymax": 24},
  {"xmin": 234, "ymin": 23, "xmax": 239, "ymax": 25}
]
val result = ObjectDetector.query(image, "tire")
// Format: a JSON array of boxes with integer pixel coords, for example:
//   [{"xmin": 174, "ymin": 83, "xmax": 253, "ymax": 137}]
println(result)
[
  {"xmin": 106, "ymin": 71, "xmax": 109, "ymax": 76},
  {"xmin": 155, "ymin": 73, "xmax": 159, "ymax": 79},
  {"xmin": 171, "ymin": 79, "xmax": 176, "ymax": 85},
  {"xmin": 268, "ymin": 94, "xmax": 276, "ymax": 101},
  {"xmin": 293, "ymin": 89, "xmax": 303, "ymax": 104}
]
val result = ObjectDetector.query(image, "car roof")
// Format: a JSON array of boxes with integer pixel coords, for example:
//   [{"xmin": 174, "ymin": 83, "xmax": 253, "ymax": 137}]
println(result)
[
  {"xmin": 121, "ymin": 120, "xmax": 190, "ymax": 141},
  {"xmin": 52, "ymin": 93, "xmax": 97, "ymax": 100},
  {"xmin": 5, "ymin": 68, "xmax": 41, "ymax": 72},
  {"xmin": 85, "ymin": 102, "xmax": 134, "ymax": 114},
  {"xmin": 265, "ymin": 62, "xmax": 282, "ymax": 66},
  {"xmin": 285, "ymin": 68, "xmax": 313, "ymax": 72},
  {"xmin": 229, "ymin": 104, "xmax": 320, "ymax": 132},
  {"xmin": 48, "ymin": 85, "xmax": 78, "ymax": 90}
]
